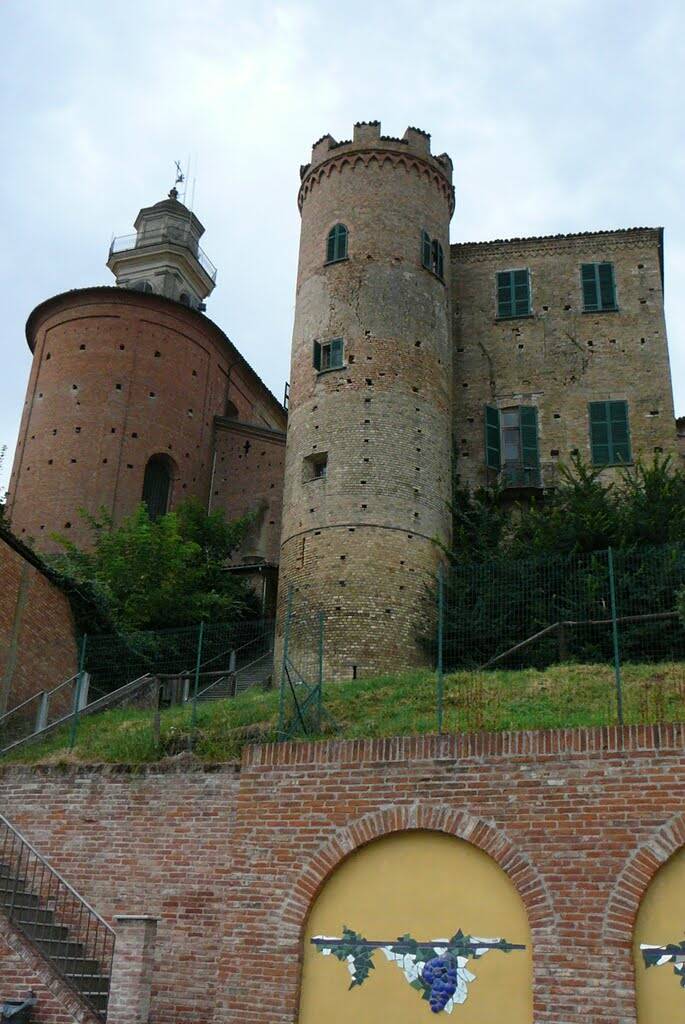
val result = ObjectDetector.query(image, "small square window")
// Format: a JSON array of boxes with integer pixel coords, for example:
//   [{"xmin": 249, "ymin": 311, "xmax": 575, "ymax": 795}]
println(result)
[
  {"xmin": 313, "ymin": 338, "xmax": 344, "ymax": 372},
  {"xmin": 303, "ymin": 452, "xmax": 328, "ymax": 482}
]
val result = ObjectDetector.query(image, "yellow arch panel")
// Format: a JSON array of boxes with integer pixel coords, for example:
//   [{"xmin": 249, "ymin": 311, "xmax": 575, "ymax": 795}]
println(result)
[
  {"xmin": 298, "ymin": 830, "xmax": 532, "ymax": 1022},
  {"xmin": 635, "ymin": 846, "xmax": 685, "ymax": 1023}
]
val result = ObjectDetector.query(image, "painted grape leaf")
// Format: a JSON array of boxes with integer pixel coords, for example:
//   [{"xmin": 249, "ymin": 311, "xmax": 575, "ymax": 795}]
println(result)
[{"xmin": 311, "ymin": 926, "xmax": 525, "ymax": 1014}]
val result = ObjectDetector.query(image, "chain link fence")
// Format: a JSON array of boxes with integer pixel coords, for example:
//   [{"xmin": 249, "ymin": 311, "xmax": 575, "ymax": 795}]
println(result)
[{"xmin": 435, "ymin": 542, "xmax": 685, "ymax": 732}]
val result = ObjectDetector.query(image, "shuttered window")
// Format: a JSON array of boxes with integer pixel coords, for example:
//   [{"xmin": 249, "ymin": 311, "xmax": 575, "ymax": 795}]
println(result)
[
  {"xmin": 313, "ymin": 338, "xmax": 344, "ymax": 372},
  {"xmin": 581, "ymin": 262, "xmax": 617, "ymax": 311},
  {"xmin": 497, "ymin": 270, "xmax": 531, "ymax": 318},
  {"xmin": 326, "ymin": 224, "xmax": 348, "ymax": 263},
  {"xmin": 589, "ymin": 401, "xmax": 631, "ymax": 465},
  {"xmin": 485, "ymin": 406, "xmax": 539, "ymax": 470}
]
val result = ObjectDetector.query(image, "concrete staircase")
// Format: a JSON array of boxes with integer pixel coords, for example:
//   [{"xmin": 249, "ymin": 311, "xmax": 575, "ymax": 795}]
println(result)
[{"xmin": 0, "ymin": 815, "xmax": 114, "ymax": 1020}]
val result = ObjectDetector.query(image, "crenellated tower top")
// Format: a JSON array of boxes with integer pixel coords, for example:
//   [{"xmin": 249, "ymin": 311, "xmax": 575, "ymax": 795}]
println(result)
[{"xmin": 298, "ymin": 120, "xmax": 454, "ymax": 214}]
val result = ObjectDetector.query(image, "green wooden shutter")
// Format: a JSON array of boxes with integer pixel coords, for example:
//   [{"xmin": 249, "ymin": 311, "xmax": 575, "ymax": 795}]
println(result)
[
  {"xmin": 313, "ymin": 340, "xmax": 321, "ymax": 371},
  {"xmin": 497, "ymin": 272, "xmax": 512, "ymax": 318},
  {"xmin": 589, "ymin": 402, "xmax": 610, "ymax": 464},
  {"xmin": 422, "ymin": 231, "xmax": 432, "ymax": 269},
  {"xmin": 609, "ymin": 400, "xmax": 631, "ymax": 462},
  {"xmin": 520, "ymin": 406, "xmax": 539, "ymax": 467},
  {"xmin": 485, "ymin": 406, "xmax": 501, "ymax": 470},
  {"xmin": 330, "ymin": 338, "xmax": 344, "ymax": 368},
  {"xmin": 598, "ymin": 262, "xmax": 616, "ymax": 310},
  {"xmin": 513, "ymin": 270, "xmax": 531, "ymax": 316},
  {"xmin": 581, "ymin": 264, "xmax": 599, "ymax": 310}
]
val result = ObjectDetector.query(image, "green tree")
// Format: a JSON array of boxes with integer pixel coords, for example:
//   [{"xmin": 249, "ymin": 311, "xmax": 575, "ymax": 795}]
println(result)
[{"xmin": 49, "ymin": 500, "xmax": 258, "ymax": 631}]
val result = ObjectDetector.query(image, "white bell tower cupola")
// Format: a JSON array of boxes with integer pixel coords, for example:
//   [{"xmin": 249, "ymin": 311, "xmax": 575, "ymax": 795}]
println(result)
[{"xmin": 107, "ymin": 188, "xmax": 217, "ymax": 310}]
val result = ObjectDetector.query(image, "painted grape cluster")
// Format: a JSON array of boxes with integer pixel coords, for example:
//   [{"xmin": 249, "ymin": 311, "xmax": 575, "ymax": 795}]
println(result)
[{"xmin": 422, "ymin": 955, "xmax": 459, "ymax": 1013}]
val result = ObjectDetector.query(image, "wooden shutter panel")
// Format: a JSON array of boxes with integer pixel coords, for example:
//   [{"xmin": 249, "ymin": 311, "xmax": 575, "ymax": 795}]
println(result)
[
  {"xmin": 609, "ymin": 400, "xmax": 631, "ymax": 462},
  {"xmin": 589, "ymin": 402, "xmax": 610, "ymax": 464},
  {"xmin": 581, "ymin": 264, "xmax": 599, "ymax": 310},
  {"xmin": 422, "ymin": 231, "xmax": 432, "ymax": 269},
  {"xmin": 497, "ymin": 272, "xmax": 513, "ymax": 318},
  {"xmin": 513, "ymin": 270, "xmax": 530, "ymax": 316},
  {"xmin": 520, "ymin": 406, "xmax": 540, "ymax": 467},
  {"xmin": 485, "ymin": 406, "xmax": 501, "ymax": 470},
  {"xmin": 598, "ymin": 263, "xmax": 616, "ymax": 310},
  {"xmin": 330, "ymin": 338, "xmax": 344, "ymax": 367},
  {"xmin": 313, "ymin": 340, "xmax": 322, "ymax": 371}
]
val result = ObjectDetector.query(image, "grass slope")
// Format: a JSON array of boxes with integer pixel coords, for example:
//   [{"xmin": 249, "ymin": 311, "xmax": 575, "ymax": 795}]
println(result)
[{"xmin": 3, "ymin": 662, "xmax": 683, "ymax": 766}]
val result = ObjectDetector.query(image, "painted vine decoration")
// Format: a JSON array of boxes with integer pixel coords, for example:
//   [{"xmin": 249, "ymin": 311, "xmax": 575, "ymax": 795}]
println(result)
[
  {"xmin": 312, "ymin": 927, "xmax": 525, "ymax": 1014},
  {"xmin": 641, "ymin": 940, "xmax": 685, "ymax": 987}
]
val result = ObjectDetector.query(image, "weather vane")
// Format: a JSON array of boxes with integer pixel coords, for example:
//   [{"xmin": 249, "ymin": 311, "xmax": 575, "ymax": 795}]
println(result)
[{"xmin": 169, "ymin": 160, "xmax": 185, "ymax": 200}]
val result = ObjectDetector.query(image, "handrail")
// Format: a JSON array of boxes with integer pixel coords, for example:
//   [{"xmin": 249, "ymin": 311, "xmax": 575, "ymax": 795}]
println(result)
[
  {"xmin": 0, "ymin": 674, "xmax": 79, "ymax": 728},
  {"xmin": 0, "ymin": 813, "xmax": 115, "ymax": 1019},
  {"xmin": 0, "ymin": 814, "xmax": 114, "ymax": 935}
]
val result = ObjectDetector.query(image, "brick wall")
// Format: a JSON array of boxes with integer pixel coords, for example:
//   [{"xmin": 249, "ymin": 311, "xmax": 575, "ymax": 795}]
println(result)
[
  {"xmin": 0, "ymin": 725, "xmax": 683, "ymax": 1023},
  {"xmin": 0, "ymin": 531, "xmax": 78, "ymax": 714},
  {"xmin": 6, "ymin": 287, "xmax": 286, "ymax": 554},
  {"xmin": 452, "ymin": 228, "xmax": 677, "ymax": 490}
]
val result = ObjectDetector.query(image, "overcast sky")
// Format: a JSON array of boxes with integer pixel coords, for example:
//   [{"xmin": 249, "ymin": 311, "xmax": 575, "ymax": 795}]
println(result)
[{"xmin": 1, "ymin": 0, "xmax": 683, "ymax": 490}]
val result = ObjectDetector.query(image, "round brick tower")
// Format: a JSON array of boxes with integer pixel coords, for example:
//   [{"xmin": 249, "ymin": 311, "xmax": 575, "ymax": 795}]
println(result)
[
  {"xmin": 278, "ymin": 121, "xmax": 455, "ymax": 678},
  {"xmin": 6, "ymin": 192, "xmax": 229, "ymax": 551}
]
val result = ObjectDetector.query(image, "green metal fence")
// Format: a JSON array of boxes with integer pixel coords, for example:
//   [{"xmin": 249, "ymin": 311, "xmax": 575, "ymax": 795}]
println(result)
[
  {"xmin": 277, "ymin": 586, "xmax": 331, "ymax": 740},
  {"xmin": 435, "ymin": 542, "xmax": 685, "ymax": 732}
]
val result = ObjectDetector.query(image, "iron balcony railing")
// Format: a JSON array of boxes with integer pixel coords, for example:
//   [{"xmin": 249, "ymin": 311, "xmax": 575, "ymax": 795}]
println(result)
[
  {"xmin": 109, "ymin": 228, "xmax": 217, "ymax": 282},
  {"xmin": 0, "ymin": 814, "xmax": 115, "ymax": 1019},
  {"xmin": 500, "ymin": 463, "xmax": 543, "ymax": 489}
]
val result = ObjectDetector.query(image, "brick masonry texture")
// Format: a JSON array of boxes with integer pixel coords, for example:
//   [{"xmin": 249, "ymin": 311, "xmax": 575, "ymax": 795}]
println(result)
[
  {"xmin": 452, "ymin": 229, "xmax": 677, "ymax": 489},
  {"xmin": 0, "ymin": 724, "xmax": 684, "ymax": 1024},
  {"xmin": 278, "ymin": 123, "xmax": 454, "ymax": 676},
  {"xmin": 6, "ymin": 287, "xmax": 286, "ymax": 556},
  {"xmin": 0, "ymin": 531, "xmax": 78, "ymax": 714}
]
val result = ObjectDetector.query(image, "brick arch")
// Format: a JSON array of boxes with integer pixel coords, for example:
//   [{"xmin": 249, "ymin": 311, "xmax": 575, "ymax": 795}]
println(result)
[
  {"xmin": 603, "ymin": 811, "xmax": 685, "ymax": 943},
  {"xmin": 278, "ymin": 803, "xmax": 556, "ymax": 942}
]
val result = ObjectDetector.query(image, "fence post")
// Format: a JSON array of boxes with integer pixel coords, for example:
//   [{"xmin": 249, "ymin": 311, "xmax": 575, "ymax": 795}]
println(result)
[
  {"xmin": 436, "ymin": 563, "xmax": 445, "ymax": 735},
  {"xmin": 607, "ymin": 547, "xmax": 624, "ymax": 726},
  {"xmin": 190, "ymin": 620, "xmax": 205, "ymax": 733},
  {"xmin": 278, "ymin": 586, "xmax": 294, "ymax": 739},
  {"xmin": 69, "ymin": 635, "xmax": 88, "ymax": 750},
  {"xmin": 317, "ymin": 611, "xmax": 324, "ymax": 732}
]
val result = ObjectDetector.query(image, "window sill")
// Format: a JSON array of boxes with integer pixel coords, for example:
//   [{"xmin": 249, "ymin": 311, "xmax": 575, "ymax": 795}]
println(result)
[
  {"xmin": 495, "ymin": 313, "xmax": 534, "ymax": 322},
  {"xmin": 593, "ymin": 461, "xmax": 634, "ymax": 469},
  {"xmin": 316, "ymin": 364, "xmax": 347, "ymax": 376},
  {"xmin": 420, "ymin": 264, "xmax": 445, "ymax": 285},
  {"xmin": 324, "ymin": 257, "xmax": 349, "ymax": 267}
]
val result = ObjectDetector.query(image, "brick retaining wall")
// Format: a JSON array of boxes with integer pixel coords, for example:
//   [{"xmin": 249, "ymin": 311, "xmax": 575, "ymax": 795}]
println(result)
[{"xmin": 0, "ymin": 724, "xmax": 683, "ymax": 1022}]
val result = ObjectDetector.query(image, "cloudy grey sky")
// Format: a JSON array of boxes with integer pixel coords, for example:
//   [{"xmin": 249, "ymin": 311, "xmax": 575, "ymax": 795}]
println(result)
[{"xmin": 1, "ymin": 0, "xmax": 683, "ymax": 489}]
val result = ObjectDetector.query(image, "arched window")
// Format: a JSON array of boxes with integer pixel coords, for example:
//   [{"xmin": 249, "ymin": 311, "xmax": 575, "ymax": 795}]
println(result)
[
  {"xmin": 142, "ymin": 454, "xmax": 174, "ymax": 520},
  {"xmin": 326, "ymin": 224, "xmax": 348, "ymax": 264}
]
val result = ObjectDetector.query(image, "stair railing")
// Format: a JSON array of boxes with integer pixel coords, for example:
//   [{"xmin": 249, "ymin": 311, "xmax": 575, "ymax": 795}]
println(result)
[{"xmin": 0, "ymin": 813, "xmax": 115, "ymax": 1019}]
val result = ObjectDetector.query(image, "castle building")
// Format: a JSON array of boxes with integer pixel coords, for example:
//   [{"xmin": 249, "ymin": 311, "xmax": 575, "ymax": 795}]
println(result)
[{"xmin": 6, "ymin": 122, "xmax": 679, "ymax": 673}]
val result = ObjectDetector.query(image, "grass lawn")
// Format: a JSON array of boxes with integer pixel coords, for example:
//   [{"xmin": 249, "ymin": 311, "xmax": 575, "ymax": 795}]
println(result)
[{"xmin": 2, "ymin": 661, "xmax": 683, "ymax": 767}]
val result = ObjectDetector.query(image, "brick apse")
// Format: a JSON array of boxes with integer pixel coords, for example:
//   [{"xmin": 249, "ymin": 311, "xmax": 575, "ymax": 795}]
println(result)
[{"xmin": 1, "ymin": 725, "xmax": 684, "ymax": 1023}]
